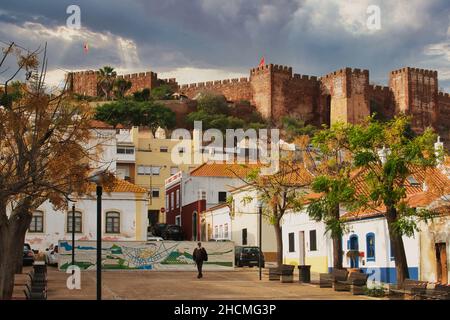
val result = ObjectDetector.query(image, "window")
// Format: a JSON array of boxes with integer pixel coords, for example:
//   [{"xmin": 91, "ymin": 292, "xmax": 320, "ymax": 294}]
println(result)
[
  {"xmin": 165, "ymin": 195, "xmax": 169, "ymax": 211},
  {"xmin": 170, "ymin": 166, "xmax": 178, "ymax": 175},
  {"xmin": 176, "ymin": 189, "xmax": 180, "ymax": 208},
  {"xmin": 218, "ymin": 191, "xmax": 227, "ymax": 203},
  {"xmin": 288, "ymin": 232, "xmax": 295, "ymax": 252},
  {"xmin": 137, "ymin": 166, "xmax": 161, "ymax": 176},
  {"xmin": 215, "ymin": 226, "xmax": 219, "ymax": 238},
  {"xmin": 406, "ymin": 175, "xmax": 420, "ymax": 187},
  {"xmin": 151, "ymin": 188, "xmax": 160, "ymax": 198},
  {"xmin": 175, "ymin": 215, "xmax": 181, "ymax": 226},
  {"xmin": 160, "ymin": 146, "xmax": 168, "ymax": 153},
  {"xmin": 170, "ymin": 192, "xmax": 174, "ymax": 211},
  {"xmin": 29, "ymin": 211, "xmax": 44, "ymax": 233},
  {"xmin": 242, "ymin": 228, "xmax": 248, "ymax": 245},
  {"xmin": 105, "ymin": 212, "xmax": 120, "ymax": 233},
  {"xmin": 224, "ymin": 223, "xmax": 229, "ymax": 238},
  {"xmin": 67, "ymin": 211, "xmax": 82, "ymax": 233},
  {"xmin": 116, "ymin": 146, "xmax": 134, "ymax": 154},
  {"xmin": 390, "ymin": 241, "xmax": 395, "ymax": 261},
  {"xmin": 366, "ymin": 233, "xmax": 375, "ymax": 261},
  {"xmin": 219, "ymin": 225, "xmax": 223, "ymax": 238},
  {"xmin": 309, "ymin": 230, "xmax": 317, "ymax": 251}
]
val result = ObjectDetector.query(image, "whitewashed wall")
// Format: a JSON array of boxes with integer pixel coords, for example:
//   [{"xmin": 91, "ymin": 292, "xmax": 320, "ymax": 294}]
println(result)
[{"xmin": 25, "ymin": 192, "xmax": 148, "ymax": 252}]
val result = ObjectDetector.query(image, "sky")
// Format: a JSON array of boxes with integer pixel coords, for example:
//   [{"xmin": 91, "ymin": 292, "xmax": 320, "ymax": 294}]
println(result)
[{"xmin": 0, "ymin": 0, "xmax": 449, "ymax": 91}]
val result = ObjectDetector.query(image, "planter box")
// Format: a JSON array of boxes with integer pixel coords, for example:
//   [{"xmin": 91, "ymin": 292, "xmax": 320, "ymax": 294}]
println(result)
[{"xmin": 268, "ymin": 267, "xmax": 280, "ymax": 281}]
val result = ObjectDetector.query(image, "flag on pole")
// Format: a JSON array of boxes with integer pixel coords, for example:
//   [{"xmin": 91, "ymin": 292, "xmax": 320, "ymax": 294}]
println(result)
[
  {"xmin": 258, "ymin": 56, "xmax": 265, "ymax": 67},
  {"xmin": 83, "ymin": 42, "xmax": 89, "ymax": 54}
]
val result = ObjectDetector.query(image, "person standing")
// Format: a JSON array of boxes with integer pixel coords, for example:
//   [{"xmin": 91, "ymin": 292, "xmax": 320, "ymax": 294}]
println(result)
[{"xmin": 193, "ymin": 242, "xmax": 208, "ymax": 279}]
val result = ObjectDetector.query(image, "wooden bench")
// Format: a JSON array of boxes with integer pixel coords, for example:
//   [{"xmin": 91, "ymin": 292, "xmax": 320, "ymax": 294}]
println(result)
[
  {"xmin": 334, "ymin": 272, "xmax": 369, "ymax": 295},
  {"xmin": 319, "ymin": 269, "xmax": 348, "ymax": 288},
  {"xmin": 412, "ymin": 284, "xmax": 450, "ymax": 300},
  {"xmin": 389, "ymin": 279, "xmax": 428, "ymax": 299}
]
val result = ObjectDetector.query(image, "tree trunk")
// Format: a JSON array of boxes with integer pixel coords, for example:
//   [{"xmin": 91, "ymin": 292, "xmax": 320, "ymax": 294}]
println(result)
[
  {"xmin": 332, "ymin": 205, "xmax": 343, "ymax": 269},
  {"xmin": 274, "ymin": 222, "xmax": 283, "ymax": 267},
  {"xmin": 386, "ymin": 205, "xmax": 410, "ymax": 286},
  {"xmin": 0, "ymin": 203, "xmax": 32, "ymax": 299}
]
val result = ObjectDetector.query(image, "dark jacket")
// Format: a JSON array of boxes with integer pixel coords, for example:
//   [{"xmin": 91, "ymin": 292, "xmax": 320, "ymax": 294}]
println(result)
[{"xmin": 193, "ymin": 247, "xmax": 208, "ymax": 263}]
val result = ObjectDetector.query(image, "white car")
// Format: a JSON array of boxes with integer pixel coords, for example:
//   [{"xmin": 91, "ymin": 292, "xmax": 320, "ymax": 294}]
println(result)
[{"xmin": 44, "ymin": 244, "xmax": 59, "ymax": 266}]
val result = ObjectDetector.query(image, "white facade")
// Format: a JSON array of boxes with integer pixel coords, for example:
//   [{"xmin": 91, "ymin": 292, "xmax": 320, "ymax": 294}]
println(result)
[
  {"xmin": 230, "ymin": 188, "xmax": 278, "ymax": 260},
  {"xmin": 25, "ymin": 191, "xmax": 148, "ymax": 252},
  {"xmin": 281, "ymin": 209, "xmax": 332, "ymax": 273},
  {"xmin": 182, "ymin": 176, "xmax": 243, "ymax": 209},
  {"xmin": 343, "ymin": 216, "xmax": 419, "ymax": 284},
  {"xmin": 204, "ymin": 205, "xmax": 232, "ymax": 240}
]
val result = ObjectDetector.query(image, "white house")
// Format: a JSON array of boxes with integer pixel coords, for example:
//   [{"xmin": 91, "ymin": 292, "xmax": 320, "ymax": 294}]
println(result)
[
  {"xmin": 281, "ymin": 208, "xmax": 332, "ymax": 274},
  {"xmin": 204, "ymin": 203, "xmax": 232, "ymax": 240},
  {"xmin": 25, "ymin": 179, "xmax": 148, "ymax": 252},
  {"xmin": 230, "ymin": 186, "xmax": 278, "ymax": 262}
]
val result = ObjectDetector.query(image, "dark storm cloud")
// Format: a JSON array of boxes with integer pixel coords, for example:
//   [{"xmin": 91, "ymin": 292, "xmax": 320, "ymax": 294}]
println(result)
[{"xmin": 0, "ymin": 0, "xmax": 449, "ymax": 90}]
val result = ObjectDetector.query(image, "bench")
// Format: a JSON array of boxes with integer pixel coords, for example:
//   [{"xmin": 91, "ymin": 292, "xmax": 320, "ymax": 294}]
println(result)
[
  {"xmin": 389, "ymin": 279, "xmax": 428, "ymax": 299},
  {"xmin": 334, "ymin": 272, "xmax": 369, "ymax": 295},
  {"xmin": 319, "ymin": 269, "xmax": 348, "ymax": 288},
  {"xmin": 280, "ymin": 265, "xmax": 295, "ymax": 283},
  {"xmin": 412, "ymin": 284, "xmax": 450, "ymax": 300}
]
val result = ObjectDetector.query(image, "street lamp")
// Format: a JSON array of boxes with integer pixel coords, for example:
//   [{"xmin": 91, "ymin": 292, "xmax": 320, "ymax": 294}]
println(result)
[
  {"xmin": 257, "ymin": 200, "xmax": 263, "ymax": 281},
  {"xmin": 71, "ymin": 202, "xmax": 76, "ymax": 275},
  {"xmin": 89, "ymin": 173, "xmax": 103, "ymax": 301}
]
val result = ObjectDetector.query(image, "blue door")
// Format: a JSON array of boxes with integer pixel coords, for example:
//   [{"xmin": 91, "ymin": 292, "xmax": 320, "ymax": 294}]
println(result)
[{"xmin": 349, "ymin": 235, "xmax": 359, "ymax": 268}]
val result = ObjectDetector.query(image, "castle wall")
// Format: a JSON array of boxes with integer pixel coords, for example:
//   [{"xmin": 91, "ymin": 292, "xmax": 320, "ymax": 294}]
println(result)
[
  {"xmin": 368, "ymin": 85, "xmax": 394, "ymax": 120},
  {"xmin": 178, "ymin": 78, "xmax": 252, "ymax": 103},
  {"xmin": 437, "ymin": 92, "xmax": 450, "ymax": 145},
  {"xmin": 70, "ymin": 70, "xmax": 99, "ymax": 96},
  {"xmin": 250, "ymin": 65, "xmax": 272, "ymax": 118},
  {"xmin": 389, "ymin": 68, "xmax": 438, "ymax": 134}
]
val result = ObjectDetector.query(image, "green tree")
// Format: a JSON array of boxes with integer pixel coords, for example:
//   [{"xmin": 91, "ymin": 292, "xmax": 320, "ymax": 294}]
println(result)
[
  {"xmin": 133, "ymin": 88, "xmax": 151, "ymax": 101},
  {"xmin": 307, "ymin": 122, "xmax": 357, "ymax": 270},
  {"xmin": 98, "ymin": 66, "xmax": 117, "ymax": 100},
  {"xmin": 281, "ymin": 116, "xmax": 317, "ymax": 141},
  {"xmin": 94, "ymin": 100, "xmax": 176, "ymax": 135},
  {"xmin": 196, "ymin": 93, "xmax": 229, "ymax": 115},
  {"xmin": 151, "ymin": 84, "xmax": 174, "ymax": 100},
  {"xmin": 113, "ymin": 78, "xmax": 132, "ymax": 99},
  {"xmin": 348, "ymin": 115, "xmax": 438, "ymax": 284}
]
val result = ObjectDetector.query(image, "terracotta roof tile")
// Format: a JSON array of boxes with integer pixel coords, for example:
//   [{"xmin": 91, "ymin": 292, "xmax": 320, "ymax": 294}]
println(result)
[
  {"xmin": 190, "ymin": 162, "xmax": 261, "ymax": 178},
  {"xmin": 87, "ymin": 178, "xmax": 147, "ymax": 193}
]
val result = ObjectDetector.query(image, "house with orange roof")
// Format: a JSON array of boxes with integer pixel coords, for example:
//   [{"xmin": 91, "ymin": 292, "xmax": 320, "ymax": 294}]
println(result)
[
  {"xmin": 25, "ymin": 179, "xmax": 148, "ymax": 252},
  {"xmin": 338, "ymin": 166, "xmax": 450, "ymax": 285},
  {"xmin": 164, "ymin": 162, "xmax": 254, "ymax": 241}
]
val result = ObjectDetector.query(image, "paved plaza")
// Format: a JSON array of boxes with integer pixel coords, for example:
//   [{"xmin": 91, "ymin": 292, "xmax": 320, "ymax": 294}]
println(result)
[{"xmin": 14, "ymin": 266, "xmax": 378, "ymax": 300}]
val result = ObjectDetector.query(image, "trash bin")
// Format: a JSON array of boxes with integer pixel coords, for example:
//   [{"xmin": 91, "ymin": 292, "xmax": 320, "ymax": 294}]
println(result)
[
  {"xmin": 280, "ymin": 264, "xmax": 295, "ymax": 283},
  {"xmin": 298, "ymin": 265, "xmax": 311, "ymax": 283}
]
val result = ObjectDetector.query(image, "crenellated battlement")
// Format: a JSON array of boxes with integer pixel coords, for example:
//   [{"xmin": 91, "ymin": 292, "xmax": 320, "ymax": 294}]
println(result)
[
  {"xmin": 177, "ymin": 77, "xmax": 250, "ymax": 90},
  {"xmin": 320, "ymin": 67, "xmax": 369, "ymax": 80},
  {"xmin": 250, "ymin": 64, "xmax": 293, "ymax": 76},
  {"xmin": 369, "ymin": 84, "xmax": 390, "ymax": 93},
  {"xmin": 438, "ymin": 92, "xmax": 450, "ymax": 98},
  {"xmin": 390, "ymin": 67, "xmax": 438, "ymax": 77}
]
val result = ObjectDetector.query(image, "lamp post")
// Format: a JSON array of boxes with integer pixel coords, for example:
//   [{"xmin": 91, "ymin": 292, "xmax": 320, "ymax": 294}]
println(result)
[
  {"xmin": 257, "ymin": 200, "xmax": 263, "ymax": 281},
  {"xmin": 89, "ymin": 174, "xmax": 103, "ymax": 301},
  {"xmin": 71, "ymin": 203, "xmax": 76, "ymax": 274}
]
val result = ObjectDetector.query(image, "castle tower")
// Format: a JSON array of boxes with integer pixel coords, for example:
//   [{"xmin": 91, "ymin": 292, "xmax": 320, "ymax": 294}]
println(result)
[
  {"xmin": 320, "ymin": 68, "xmax": 370, "ymax": 125},
  {"xmin": 389, "ymin": 67, "xmax": 438, "ymax": 134}
]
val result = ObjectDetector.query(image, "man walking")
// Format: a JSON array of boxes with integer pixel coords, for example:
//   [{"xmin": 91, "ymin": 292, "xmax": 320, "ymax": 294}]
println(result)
[{"xmin": 193, "ymin": 242, "xmax": 208, "ymax": 279}]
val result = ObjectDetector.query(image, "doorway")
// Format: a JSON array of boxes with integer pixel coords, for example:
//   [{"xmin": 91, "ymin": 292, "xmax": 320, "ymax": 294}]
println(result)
[
  {"xmin": 435, "ymin": 243, "xmax": 448, "ymax": 284},
  {"xmin": 298, "ymin": 231, "xmax": 305, "ymax": 265},
  {"xmin": 349, "ymin": 235, "xmax": 359, "ymax": 268}
]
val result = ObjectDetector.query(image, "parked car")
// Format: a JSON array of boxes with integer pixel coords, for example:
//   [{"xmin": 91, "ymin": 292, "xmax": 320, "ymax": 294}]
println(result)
[
  {"xmin": 235, "ymin": 246, "xmax": 265, "ymax": 268},
  {"xmin": 44, "ymin": 244, "xmax": 58, "ymax": 266},
  {"xmin": 162, "ymin": 224, "xmax": 184, "ymax": 241},
  {"xmin": 149, "ymin": 223, "xmax": 168, "ymax": 237},
  {"xmin": 23, "ymin": 243, "xmax": 35, "ymax": 266}
]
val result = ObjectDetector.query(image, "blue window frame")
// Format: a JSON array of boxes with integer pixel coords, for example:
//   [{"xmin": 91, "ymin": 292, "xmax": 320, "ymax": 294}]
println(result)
[
  {"xmin": 366, "ymin": 233, "xmax": 375, "ymax": 262},
  {"xmin": 390, "ymin": 240, "xmax": 395, "ymax": 261}
]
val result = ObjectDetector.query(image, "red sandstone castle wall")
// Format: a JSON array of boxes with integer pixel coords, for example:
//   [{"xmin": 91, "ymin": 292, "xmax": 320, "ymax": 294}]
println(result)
[
  {"xmin": 178, "ymin": 78, "xmax": 252, "ymax": 103},
  {"xmin": 437, "ymin": 92, "xmax": 450, "ymax": 145},
  {"xmin": 368, "ymin": 85, "xmax": 393, "ymax": 120},
  {"xmin": 70, "ymin": 70, "xmax": 99, "ymax": 96},
  {"xmin": 389, "ymin": 67, "xmax": 438, "ymax": 134}
]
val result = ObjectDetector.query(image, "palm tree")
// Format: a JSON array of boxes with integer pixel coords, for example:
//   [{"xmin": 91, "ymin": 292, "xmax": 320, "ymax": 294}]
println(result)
[{"xmin": 98, "ymin": 66, "xmax": 116, "ymax": 100}]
